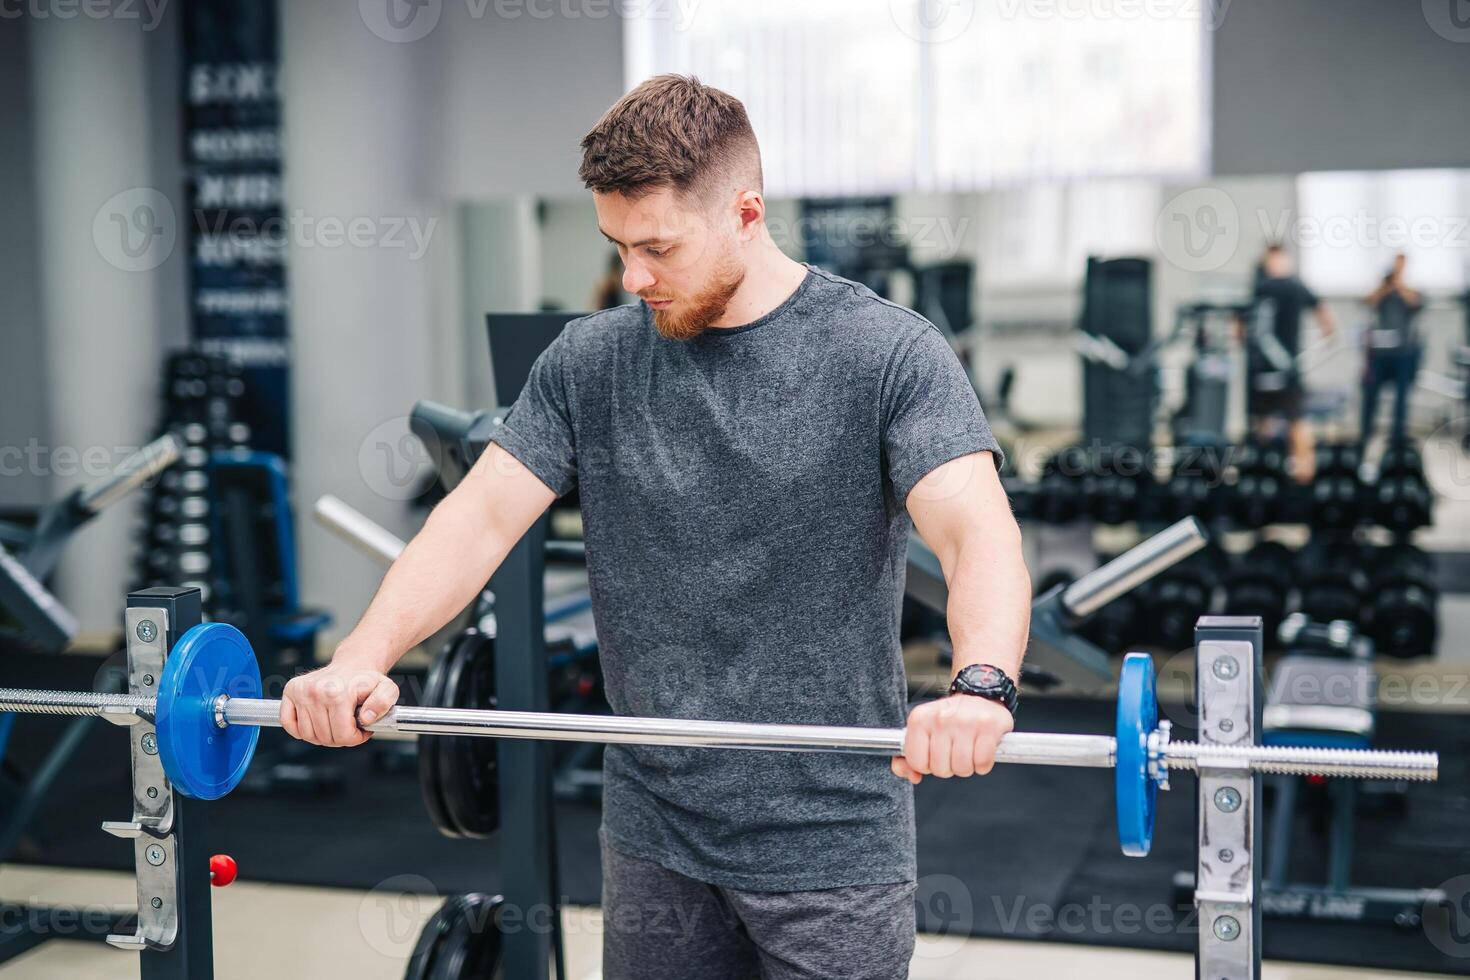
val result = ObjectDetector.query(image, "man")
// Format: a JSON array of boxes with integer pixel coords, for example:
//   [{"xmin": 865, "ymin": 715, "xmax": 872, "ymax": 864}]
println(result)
[
  {"xmin": 1361, "ymin": 253, "xmax": 1424, "ymax": 451},
  {"xmin": 1248, "ymin": 243, "xmax": 1335, "ymax": 482},
  {"xmin": 281, "ymin": 75, "xmax": 1029, "ymax": 979}
]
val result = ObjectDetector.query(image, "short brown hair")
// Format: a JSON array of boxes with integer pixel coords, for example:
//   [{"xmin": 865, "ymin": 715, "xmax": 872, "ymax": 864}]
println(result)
[{"xmin": 579, "ymin": 74, "xmax": 762, "ymax": 200}]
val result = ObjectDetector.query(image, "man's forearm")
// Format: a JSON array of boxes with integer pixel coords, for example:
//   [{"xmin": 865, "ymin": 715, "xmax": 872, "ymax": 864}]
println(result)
[
  {"xmin": 333, "ymin": 495, "xmax": 514, "ymax": 674},
  {"xmin": 943, "ymin": 528, "xmax": 1031, "ymax": 683}
]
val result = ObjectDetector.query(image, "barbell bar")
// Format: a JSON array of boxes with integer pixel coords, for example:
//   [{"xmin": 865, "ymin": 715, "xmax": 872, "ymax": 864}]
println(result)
[
  {"xmin": 0, "ymin": 622, "xmax": 1439, "ymax": 858},
  {"xmin": 75, "ymin": 432, "xmax": 183, "ymax": 516}
]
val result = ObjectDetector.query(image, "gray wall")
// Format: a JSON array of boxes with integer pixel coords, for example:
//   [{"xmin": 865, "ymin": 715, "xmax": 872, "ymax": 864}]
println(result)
[
  {"xmin": 1213, "ymin": 0, "xmax": 1470, "ymax": 175},
  {"xmin": 279, "ymin": 3, "xmax": 453, "ymax": 645},
  {"xmin": 537, "ymin": 198, "xmax": 610, "ymax": 314},
  {"xmin": 24, "ymin": 10, "xmax": 183, "ymax": 631},
  {"xmin": 437, "ymin": 3, "xmax": 625, "ymax": 200},
  {"xmin": 278, "ymin": 5, "xmax": 623, "ymax": 647},
  {"xmin": 0, "ymin": 20, "xmax": 48, "ymax": 510},
  {"xmin": 463, "ymin": 199, "xmax": 541, "ymax": 411}
]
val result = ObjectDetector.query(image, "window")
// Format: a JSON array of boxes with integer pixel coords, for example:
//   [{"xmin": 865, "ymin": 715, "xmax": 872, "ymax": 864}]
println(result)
[
  {"xmin": 978, "ymin": 179, "xmax": 1160, "ymax": 286},
  {"xmin": 626, "ymin": 0, "xmax": 1208, "ymax": 197},
  {"xmin": 1296, "ymin": 170, "xmax": 1470, "ymax": 296}
]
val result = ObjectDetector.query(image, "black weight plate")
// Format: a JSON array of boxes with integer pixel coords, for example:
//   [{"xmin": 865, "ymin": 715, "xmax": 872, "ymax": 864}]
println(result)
[
  {"xmin": 418, "ymin": 635, "xmax": 460, "ymax": 838},
  {"xmin": 438, "ymin": 632, "xmax": 500, "ymax": 838},
  {"xmin": 433, "ymin": 630, "xmax": 496, "ymax": 837},
  {"xmin": 428, "ymin": 893, "xmax": 504, "ymax": 980},
  {"xmin": 435, "ymin": 634, "xmax": 476, "ymax": 838},
  {"xmin": 428, "ymin": 894, "xmax": 478, "ymax": 980},
  {"xmin": 430, "ymin": 894, "xmax": 500, "ymax": 980},
  {"xmin": 403, "ymin": 894, "xmax": 465, "ymax": 980},
  {"xmin": 1371, "ymin": 582, "xmax": 1438, "ymax": 659},
  {"xmin": 461, "ymin": 893, "xmax": 507, "ymax": 978}
]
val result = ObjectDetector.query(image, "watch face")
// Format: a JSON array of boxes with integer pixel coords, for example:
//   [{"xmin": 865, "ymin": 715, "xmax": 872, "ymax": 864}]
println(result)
[{"xmin": 972, "ymin": 665, "xmax": 1002, "ymax": 687}]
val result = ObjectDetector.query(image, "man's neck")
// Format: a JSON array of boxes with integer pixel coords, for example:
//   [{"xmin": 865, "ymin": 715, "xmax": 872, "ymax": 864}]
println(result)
[{"xmin": 709, "ymin": 247, "xmax": 809, "ymax": 329}]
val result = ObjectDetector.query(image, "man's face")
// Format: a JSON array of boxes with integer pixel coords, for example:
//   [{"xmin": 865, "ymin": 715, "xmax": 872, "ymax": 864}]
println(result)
[
  {"xmin": 594, "ymin": 186, "xmax": 745, "ymax": 340},
  {"xmin": 1264, "ymin": 249, "xmax": 1293, "ymax": 278}
]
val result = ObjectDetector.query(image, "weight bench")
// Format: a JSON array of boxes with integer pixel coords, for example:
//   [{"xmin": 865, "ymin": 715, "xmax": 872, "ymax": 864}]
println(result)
[
  {"xmin": 1259, "ymin": 615, "xmax": 1439, "ymax": 928},
  {"xmin": 1263, "ymin": 620, "xmax": 1376, "ymax": 750}
]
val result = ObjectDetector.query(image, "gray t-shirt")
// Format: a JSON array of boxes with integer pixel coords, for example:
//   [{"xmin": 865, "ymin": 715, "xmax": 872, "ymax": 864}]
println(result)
[
  {"xmin": 1375, "ymin": 290, "xmax": 1422, "ymax": 349},
  {"xmin": 489, "ymin": 264, "xmax": 1000, "ymax": 891}
]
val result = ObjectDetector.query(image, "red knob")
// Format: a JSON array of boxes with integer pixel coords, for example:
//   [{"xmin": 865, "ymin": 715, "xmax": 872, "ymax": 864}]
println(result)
[{"xmin": 209, "ymin": 854, "xmax": 237, "ymax": 887}]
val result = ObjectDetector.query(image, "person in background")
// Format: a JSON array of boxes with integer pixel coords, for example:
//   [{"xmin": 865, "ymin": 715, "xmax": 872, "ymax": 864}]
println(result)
[
  {"xmin": 1248, "ymin": 243, "xmax": 1336, "ymax": 482},
  {"xmin": 591, "ymin": 249, "xmax": 627, "ymax": 309},
  {"xmin": 1360, "ymin": 253, "xmax": 1424, "ymax": 452}
]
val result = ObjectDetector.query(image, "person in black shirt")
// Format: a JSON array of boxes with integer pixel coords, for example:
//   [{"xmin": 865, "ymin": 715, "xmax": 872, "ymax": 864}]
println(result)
[
  {"xmin": 1360, "ymin": 253, "xmax": 1424, "ymax": 451},
  {"xmin": 1249, "ymin": 244, "xmax": 1336, "ymax": 482}
]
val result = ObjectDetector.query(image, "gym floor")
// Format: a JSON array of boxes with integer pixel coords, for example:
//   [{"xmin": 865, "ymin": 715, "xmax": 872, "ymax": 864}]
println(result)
[{"xmin": 0, "ymin": 865, "xmax": 1445, "ymax": 980}]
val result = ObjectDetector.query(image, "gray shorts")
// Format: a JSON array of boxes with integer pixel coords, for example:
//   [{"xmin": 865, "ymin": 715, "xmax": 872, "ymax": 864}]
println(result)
[{"xmin": 601, "ymin": 841, "xmax": 917, "ymax": 980}]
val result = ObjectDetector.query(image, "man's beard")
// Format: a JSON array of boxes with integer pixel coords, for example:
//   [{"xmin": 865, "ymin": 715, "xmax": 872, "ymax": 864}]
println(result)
[{"xmin": 646, "ymin": 253, "xmax": 745, "ymax": 341}]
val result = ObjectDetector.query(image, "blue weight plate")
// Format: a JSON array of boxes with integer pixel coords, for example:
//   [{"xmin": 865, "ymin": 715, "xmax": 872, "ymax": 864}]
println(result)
[
  {"xmin": 1115, "ymin": 652, "xmax": 1158, "ymax": 857},
  {"xmin": 156, "ymin": 622, "xmax": 262, "ymax": 800}
]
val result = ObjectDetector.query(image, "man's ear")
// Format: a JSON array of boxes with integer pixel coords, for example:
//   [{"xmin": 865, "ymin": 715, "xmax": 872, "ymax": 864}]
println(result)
[{"xmin": 735, "ymin": 189, "xmax": 764, "ymax": 240}]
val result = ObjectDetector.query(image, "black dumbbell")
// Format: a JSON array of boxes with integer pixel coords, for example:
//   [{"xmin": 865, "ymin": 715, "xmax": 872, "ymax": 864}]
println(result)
[
  {"xmin": 1144, "ymin": 548, "xmax": 1221, "ymax": 650},
  {"xmin": 1230, "ymin": 439, "xmax": 1288, "ymax": 528},
  {"xmin": 1366, "ymin": 545, "xmax": 1438, "ymax": 659},
  {"xmin": 1162, "ymin": 443, "xmax": 1226, "ymax": 522},
  {"xmin": 1036, "ymin": 447, "xmax": 1086, "ymax": 524},
  {"xmin": 1277, "ymin": 612, "xmax": 1364, "ymax": 658},
  {"xmin": 1083, "ymin": 445, "xmax": 1152, "ymax": 525},
  {"xmin": 1310, "ymin": 442, "xmax": 1362, "ymax": 530},
  {"xmin": 1033, "ymin": 569, "xmax": 1076, "ymax": 597},
  {"xmin": 1081, "ymin": 590, "xmax": 1143, "ymax": 656},
  {"xmin": 1223, "ymin": 540, "xmax": 1296, "ymax": 643},
  {"xmin": 1297, "ymin": 540, "xmax": 1368, "ymax": 627},
  {"xmin": 1373, "ymin": 442, "xmax": 1432, "ymax": 531},
  {"xmin": 1005, "ymin": 479, "xmax": 1036, "ymax": 522}
]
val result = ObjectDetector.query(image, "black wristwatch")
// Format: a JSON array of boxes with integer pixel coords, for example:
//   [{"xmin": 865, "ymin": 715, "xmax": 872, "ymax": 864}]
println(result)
[{"xmin": 949, "ymin": 664, "xmax": 1020, "ymax": 716}]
